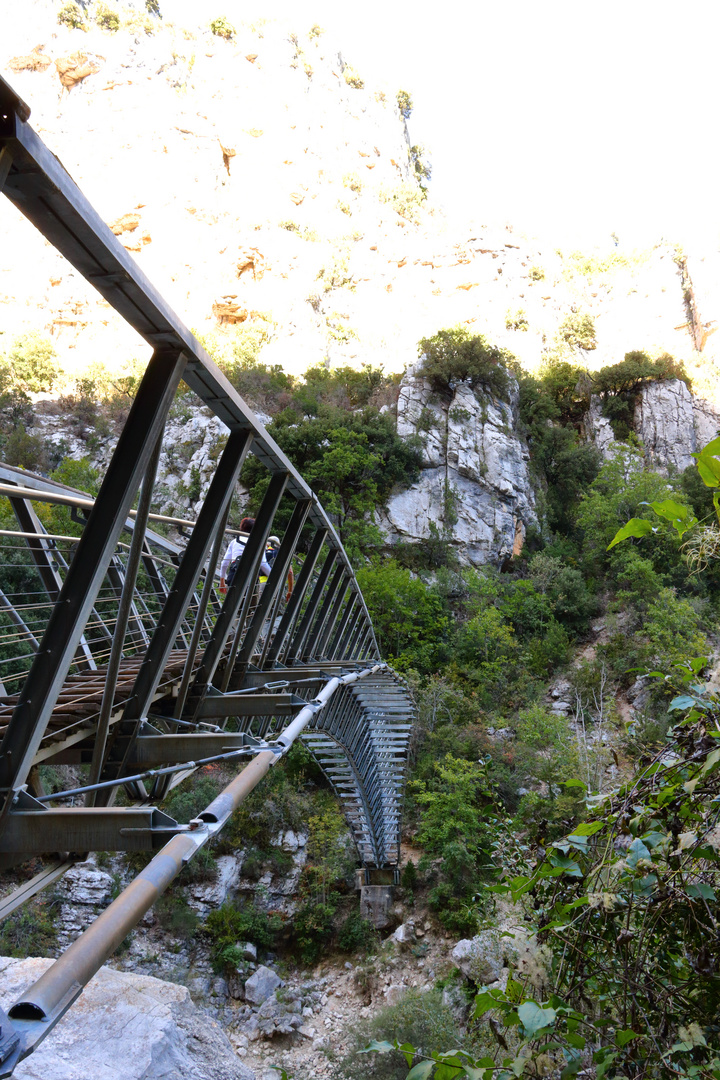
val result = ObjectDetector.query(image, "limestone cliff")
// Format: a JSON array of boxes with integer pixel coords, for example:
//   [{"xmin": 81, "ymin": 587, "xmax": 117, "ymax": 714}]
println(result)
[
  {"xmin": 380, "ymin": 365, "xmax": 536, "ymax": 566},
  {"xmin": 586, "ymin": 378, "xmax": 720, "ymax": 473}
]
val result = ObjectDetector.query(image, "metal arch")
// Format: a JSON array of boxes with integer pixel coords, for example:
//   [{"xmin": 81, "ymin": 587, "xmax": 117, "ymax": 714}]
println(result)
[{"xmin": 0, "ymin": 72, "xmax": 414, "ymax": 1076}]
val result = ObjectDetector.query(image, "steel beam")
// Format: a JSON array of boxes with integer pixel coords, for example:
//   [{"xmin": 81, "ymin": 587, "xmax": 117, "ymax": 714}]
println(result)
[
  {"xmin": 0, "ymin": 806, "xmax": 182, "ymax": 853},
  {"xmin": 196, "ymin": 692, "xmax": 307, "ymax": 718}
]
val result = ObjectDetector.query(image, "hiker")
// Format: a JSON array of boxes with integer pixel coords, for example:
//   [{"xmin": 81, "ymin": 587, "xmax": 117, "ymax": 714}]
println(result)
[{"xmin": 219, "ymin": 517, "xmax": 272, "ymax": 595}]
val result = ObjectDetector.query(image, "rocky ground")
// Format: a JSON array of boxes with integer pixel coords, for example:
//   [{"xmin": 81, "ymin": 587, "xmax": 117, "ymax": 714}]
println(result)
[{"xmin": 0, "ymin": 848, "xmax": 508, "ymax": 1080}]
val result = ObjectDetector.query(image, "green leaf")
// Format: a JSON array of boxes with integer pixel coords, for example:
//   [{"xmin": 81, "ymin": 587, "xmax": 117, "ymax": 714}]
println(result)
[
  {"xmin": 360, "ymin": 1040, "xmax": 395, "ymax": 1054},
  {"xmin": 474, "ymin": 989, "xmax": 498, "ymax": 1015},
  {"xmin": 560, "ymin": 1061, "xmax": 582, "ymax": 1080},
  {"xmin": 607, "ymin": 517, "xmax": 653, "ymax": 550},
  {"xmin": 566, "ymin": 1031, "xmax": 586, "ymax": 1049},
  {"xmin": 694, "ymin": 438, "xmax": 720, "ymax": 487},
  {"xmin": 568, "ymin": 821, "xmax": 604, "ymax": 837},
  {"xmin": 549, "ymin": 854, "xmax": 583, "ymax": 877},
  {"xmin": 669, "ymin": 694, "xmax": 701, "ymax": 711},
  {"xmin": 626, "ymin": 837, "xmax": 651, "ymax": 867},
  {"xmin": 406, "ymin": 1062, "xmax": 435, "ymax": 1080},
  {"xmin": 517, "ymin": 1001, "xmax": 556, "ymax": 1036},
  {"xmin": 702, "ymin": 748, "xmax": 720, "ymax": 776},
  {"xmin": 616, "ymin": 1029, "xmax": 640, "ymax": 1047},
  {"xmin": 649, "ymin": 499, "xmax": 698, "ymax": 536},
  {"xmin": 687, "ymin": 882, "xmax": 717, "ymax": 901}
]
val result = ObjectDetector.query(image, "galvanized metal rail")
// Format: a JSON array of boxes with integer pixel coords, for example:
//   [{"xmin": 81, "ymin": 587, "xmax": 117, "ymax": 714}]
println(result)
[{"xmin": 0, "ymin": 74, "xmax": 415, "ymax": 1074}]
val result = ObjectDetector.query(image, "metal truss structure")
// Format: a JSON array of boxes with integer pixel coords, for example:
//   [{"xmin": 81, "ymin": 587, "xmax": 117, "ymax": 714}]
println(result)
[{"xmin": 0, "ymin": 75, "xmax": 415, "ymax": 1074}]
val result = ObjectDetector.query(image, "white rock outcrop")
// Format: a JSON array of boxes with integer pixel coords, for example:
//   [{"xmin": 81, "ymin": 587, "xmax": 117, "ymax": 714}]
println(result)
[
  {"xmin": 0, "ymin": 957, "xmax": 254, "ymax": 1080},
  {"xmin": 587, "ymin": 379, "xmax": 720, "ymax": 473},
  {"xmin": 382, "ymin": 365, "xmax": 536, "ymax": 565},
  {"xmin": 634, "ymin": 379, "xmax": 696, "ymax": 472}
]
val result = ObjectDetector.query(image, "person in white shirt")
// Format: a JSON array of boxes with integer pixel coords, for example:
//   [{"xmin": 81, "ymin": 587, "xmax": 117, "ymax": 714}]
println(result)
[{"xmin": 219, "ymin": 517, "xmax": 272, "ymax": 594}]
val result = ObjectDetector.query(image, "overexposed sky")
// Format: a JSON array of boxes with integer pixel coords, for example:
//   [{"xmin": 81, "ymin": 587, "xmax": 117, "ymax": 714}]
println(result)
[{"xmin": 245, "ymin": 0, "xmax": 720, "ymax": 251}]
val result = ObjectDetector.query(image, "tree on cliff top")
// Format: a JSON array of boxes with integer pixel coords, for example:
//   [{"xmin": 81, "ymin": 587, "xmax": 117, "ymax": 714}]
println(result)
[{"xmin": 418, "ymin": 327, "xmax": 512, "ymax": 400}]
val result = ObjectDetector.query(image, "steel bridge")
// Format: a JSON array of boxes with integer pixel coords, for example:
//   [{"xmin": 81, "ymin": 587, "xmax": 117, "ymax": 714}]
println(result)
[{"xmin": 0, "ymin": 75, "xmax": 414, "ymax": 1073}]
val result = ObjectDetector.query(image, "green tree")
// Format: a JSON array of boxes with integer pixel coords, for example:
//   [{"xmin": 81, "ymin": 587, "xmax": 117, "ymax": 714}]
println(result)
[{"xmin": 418, "ymin": 327, "xmax": 512, "ymax": 400}]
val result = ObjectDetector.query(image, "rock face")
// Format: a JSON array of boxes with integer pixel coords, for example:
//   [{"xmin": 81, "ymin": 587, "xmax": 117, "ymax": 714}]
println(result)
[
  {"xmin": 0, "ymin": 957, "xmax": 254, "ymax": 1080},
  {"xmin": 634, "ymin": 379, "xmax": 697, "ymax": 472},
  {"xmin": 587, "ymin": 379, "xmax": 720, "ymax": 473},
  {"xmin": 382, "ymin": 365, "xmax": 536, "ymax": 565}
]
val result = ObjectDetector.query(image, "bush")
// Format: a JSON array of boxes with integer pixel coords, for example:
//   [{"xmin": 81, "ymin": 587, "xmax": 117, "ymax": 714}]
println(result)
[
  {"xmin": 95, "ymin": 3, "xmax": 121, "ymax": 31},
  {"xmin": 559, "ymin": 311, "xmax": 597, "ymax": 350},
  {"xmin": 340, "ymin": 990, "xmax": 464, "ymax": 1080},
  {"xmin": 58, "ymin": 1, "xmax": 86, "ymax": 28},
  {"xmin": 204, "ymin": 903, "xmax": 283, "ymax": 969},
  {"xmin": 379, "ymin": 182, "xmax": 426, "ymax": 223},
  {"xmin": 162, "ymin": 774, "xmax": 222, "ymax": 822},
  {"xmin": 293, "ymin": 899, "xmax": 337, "ymax": 964},
  {"xmin": 528, "ymin": 265, "xmax": 545, "ymax": 281},
  {"xmin": 2, "ymin": 332, "xmax": 59, "ymax": 394},
  {"xmin": 0, "ymin": 896, "xmax": 59, "ymax": 956},
  {"xmin": 593, "ymin": 351, "xmax": 690, "ymax": 439},
  {"xmin": 337, "ymin": 911, "xmax": 376, "ymax": 954},
  {"xmin": 396, "ymin": 90, "xmax": 413, "ymax": 119},
  {"xmin": 343, "ymin": 67, "xmax": 364, "ymax": 89},
  {"xmin": 419, "ymin": 327, "xmax": 512, "ymax": 400},
  {"xmin": 209, "ymin": 16, "xmax": 235, "ymax": 39}
]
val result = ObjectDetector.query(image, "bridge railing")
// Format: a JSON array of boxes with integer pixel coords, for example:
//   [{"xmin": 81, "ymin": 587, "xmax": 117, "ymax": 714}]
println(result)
[{"xmin": 0, "ymin": 73, "xmax": 414, "ymax": 1076}]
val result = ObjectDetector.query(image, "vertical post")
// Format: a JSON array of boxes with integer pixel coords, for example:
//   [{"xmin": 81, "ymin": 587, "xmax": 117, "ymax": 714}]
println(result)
[
  {"xmin": 193, "ymin": 472, "xmax": 288, "ymax": 695},
  {"xmin": 315, "ymin": 576, "xmax": 350, "ymax": 659},
  {"xmin": 302, "ymin": 564, "xmax": 346, "ymax": 660},
  {"xmin": 172, "ymin": 505, "xmax": 231, "ymax": 720},
  {"xmin": 285, "ymin": 549, "xmax": 337, "ymax": 664},
  {"xmin": 328, "ymin": 595, "xmax": 357, "ymax": 659},
  {"xmin": 236, "ymin": 499, "xmax": 311, "ymax": 668},
  {"xmin": 266, "ymin": 527, "xmax": 327, "ymax": 666}
]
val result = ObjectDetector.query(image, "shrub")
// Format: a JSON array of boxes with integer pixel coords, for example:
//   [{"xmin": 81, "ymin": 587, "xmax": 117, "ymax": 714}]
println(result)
[
  {"xmin": 162, "ymin": 774, "xmax": 222, "ymax": 822},
  {"xmin": 559, "ymin": 311, "xmax": 597, "ymax": 350},
  {"xmin": 396, "ymin": 89, "xmax": 413, "ymax": 119},
  {"xmin": 95, "ymin": 3, "xmax": 121, "ymax": 31},
  {"xmin": 418, "ymin": 326, "xmax": 512, "ymax": 400},
  {"xmin": 409, "ymin": 145, "xmax": 430, "ymax": 183},
  {"xmin": 528, "ymin": 265, "xmax": 545, "ymax": 280},
  {"xmin": 0, "ymin": 896, "xmax": 59, "ymax": 956},
  {"xmin": 204, "ymin": 903, "xmax": 283, "ymax": 969},
  {"xmin": 343, "ymin": 67, "xmax": 364, "ymax": 89},
  {"xmin": 379, "ymin": 182, "xmax": 425, "ymax": 223},
  {"xmin": 293, "ymin": 899, "xmax": 337, "ymax": 964},
  {"xmin": 154, "ymin": 892, "xmax": 199, "ymax": 937},
  {"xmin": 505, "ymin": 307, "xmax": 528, "ymax": 331},
  {"xmin": 2, "ymin": 332, "xmax": 59, "ymax": 394},
  {"xmin": 209, "ymin": 16, "xmax": 235, "ymax": 39},
  {"xmin": 340, "ymin": 990, "xmax": 463, "ymax": 1080},
  {"xmin": 57, "ymin": 1, "xmax": 86, "ymax": 28},
  {"xmin": 593, "ymin": 351, "xmax": 690, "ymax": 439},
  {"xmin": 337, "ymin": 911, "xmax": 376, "ymax": 954}
]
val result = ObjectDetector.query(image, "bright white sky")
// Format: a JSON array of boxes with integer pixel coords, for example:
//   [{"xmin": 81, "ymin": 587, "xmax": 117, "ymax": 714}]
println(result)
[{"xmin": 247, "ymin": 0, "xmax": 720, "ymax": 252}]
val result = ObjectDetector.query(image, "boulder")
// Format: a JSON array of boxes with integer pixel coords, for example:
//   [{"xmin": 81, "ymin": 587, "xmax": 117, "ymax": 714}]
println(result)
[
  {"xmin": 451, "ymin": 930, "xmax": 505, "ymax": 984},
  {"xmin": 0, "ymin": 957, "xmax": 254, "ymax": 1080},
  {"xmin": 244, "ymin": 964, "xmax": 282, "ymax": 1005}
]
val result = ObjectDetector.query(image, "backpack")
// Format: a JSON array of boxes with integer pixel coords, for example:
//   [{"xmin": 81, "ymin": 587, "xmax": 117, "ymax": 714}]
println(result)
[{"xmin": 225, "ymin": 539, "xmax": 246, "ymax": 588}]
